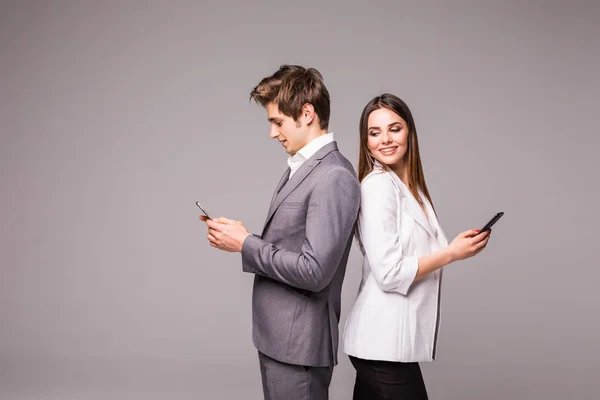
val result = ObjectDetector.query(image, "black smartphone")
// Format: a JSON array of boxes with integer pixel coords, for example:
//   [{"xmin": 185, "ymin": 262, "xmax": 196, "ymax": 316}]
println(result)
[
  {"xmin": 479, "ymin": 212, "xmax": 504, "ymax": 233},
  {"xmin": 196, "ymin": 201, "xmax": 212, "ymax": 219}
]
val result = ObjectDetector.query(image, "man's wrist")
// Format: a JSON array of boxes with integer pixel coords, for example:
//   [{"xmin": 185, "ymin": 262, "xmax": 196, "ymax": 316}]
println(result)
[{"xmin": 239, "ymin": 233, "xmax": 252, "ymax": 252}]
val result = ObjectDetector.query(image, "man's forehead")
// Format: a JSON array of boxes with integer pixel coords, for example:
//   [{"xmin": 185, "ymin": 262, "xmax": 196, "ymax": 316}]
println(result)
[{"xmin": 266, "ymin": 102, "xmax": 283, "ymax": 119}]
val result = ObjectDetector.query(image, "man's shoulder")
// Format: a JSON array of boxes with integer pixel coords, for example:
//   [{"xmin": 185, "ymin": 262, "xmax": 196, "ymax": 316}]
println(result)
[
  {"xmin": 320, "ymin": 147, "xmax": 355, "ymax": 174},
  {"xmin": 311, "ymin": 152, "xmax": 359, "ymax": 192}
]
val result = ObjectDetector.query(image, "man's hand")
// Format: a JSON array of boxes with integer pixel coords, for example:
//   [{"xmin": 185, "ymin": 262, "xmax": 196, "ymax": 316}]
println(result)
[{"xmin": 199, "ymin": 216, "xmax": 250, "ymax": 253}]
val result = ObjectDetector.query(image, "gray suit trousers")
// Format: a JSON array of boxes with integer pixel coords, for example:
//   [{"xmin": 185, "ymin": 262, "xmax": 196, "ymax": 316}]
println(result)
[{"xmin": 258, "ymin": 352, "xmax": 333, "ymax": 400}]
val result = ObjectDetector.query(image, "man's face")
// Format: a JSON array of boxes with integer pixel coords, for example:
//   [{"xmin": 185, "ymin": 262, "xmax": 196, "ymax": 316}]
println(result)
[{"xmin": 266, "ymin": 102, "xmax": 308, "ymax": 156}]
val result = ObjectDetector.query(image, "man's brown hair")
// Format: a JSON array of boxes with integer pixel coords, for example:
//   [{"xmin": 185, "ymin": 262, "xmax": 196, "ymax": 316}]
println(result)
[{"xmin": 250, "ymin": 65, "xmax": 331, "ymax": 130}]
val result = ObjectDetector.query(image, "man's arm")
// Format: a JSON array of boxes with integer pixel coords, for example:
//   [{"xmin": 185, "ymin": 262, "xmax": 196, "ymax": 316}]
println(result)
[{"xmin": 241, "ymin": 168, "xmax": 360, "ymax": 292}]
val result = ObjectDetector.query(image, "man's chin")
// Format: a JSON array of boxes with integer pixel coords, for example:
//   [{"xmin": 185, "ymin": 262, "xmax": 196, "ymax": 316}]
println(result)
[{"xmin": 284, "ymin": 146, "xmax": 295, "ymax": 156}]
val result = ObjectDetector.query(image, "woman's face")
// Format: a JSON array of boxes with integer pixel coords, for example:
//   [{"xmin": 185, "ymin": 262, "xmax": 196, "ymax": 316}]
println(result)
[{"xmin": 366, "ymin": 107, "xmax": 409, "ymax": 167}]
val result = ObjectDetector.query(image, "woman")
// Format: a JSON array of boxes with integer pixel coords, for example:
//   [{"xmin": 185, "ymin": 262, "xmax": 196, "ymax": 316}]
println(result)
[{"xmin": 343, "ymin": 93, "xmax": 491, "ymax": 399}]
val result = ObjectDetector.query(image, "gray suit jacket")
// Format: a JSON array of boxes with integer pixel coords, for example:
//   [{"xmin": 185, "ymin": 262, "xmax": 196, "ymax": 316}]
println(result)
[{"xmin": 241, "ymin": 141, "xmax": 360, "ymax": 367}]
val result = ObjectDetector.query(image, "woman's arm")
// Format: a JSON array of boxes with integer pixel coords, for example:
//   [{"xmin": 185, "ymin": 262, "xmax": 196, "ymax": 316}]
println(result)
[
  {"xmin": 358, "ymin": 174, "xmax": 419, "ymax": 295},
  {"xmin": 415, "ymin": 229, "xmax": 491, "ymax": 280}
]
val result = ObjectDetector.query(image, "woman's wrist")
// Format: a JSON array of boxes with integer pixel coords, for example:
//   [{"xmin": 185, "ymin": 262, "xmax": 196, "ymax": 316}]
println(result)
[{"xmin": 443, "ymin": 246, "xmax": 456, "ymax": 265}]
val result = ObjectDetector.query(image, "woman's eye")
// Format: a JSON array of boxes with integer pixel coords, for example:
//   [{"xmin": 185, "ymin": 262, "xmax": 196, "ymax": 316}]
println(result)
[
  {"xmin": 390, "ymin": 128, "xmax": 400, "ymax": 133},
  {"xmin": 369, "ymin": 132, "xmax": 379, "ymax": 136}
]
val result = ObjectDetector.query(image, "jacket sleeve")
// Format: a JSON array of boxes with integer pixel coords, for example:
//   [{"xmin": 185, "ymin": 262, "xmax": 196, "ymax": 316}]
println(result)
[
  {"xmin": 358, "ymin": 173, "xmax": 418, "ymax": 295},
  {"xmin": 241, "ymin": 168, "xmax": 360, "ymax": 292}
]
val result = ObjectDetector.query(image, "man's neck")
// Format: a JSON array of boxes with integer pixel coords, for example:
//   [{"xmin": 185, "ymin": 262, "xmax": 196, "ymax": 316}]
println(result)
[
  {"xmin": 305, "ymin": 128, "xmax": 329, "ymax": 145},
  {"xmin": 291, "ymin": 130, "xmax": 331, "ymax": 158}
]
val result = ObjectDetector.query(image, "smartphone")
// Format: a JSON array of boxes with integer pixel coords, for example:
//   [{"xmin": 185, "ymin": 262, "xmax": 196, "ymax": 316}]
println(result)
[
  {"xmin": 479, "ymin": 212, "xmax": 504, "ymax": 233},
  {"xmin": 196, "ymin": 201, "xmax": 212, "ymax": 219}
]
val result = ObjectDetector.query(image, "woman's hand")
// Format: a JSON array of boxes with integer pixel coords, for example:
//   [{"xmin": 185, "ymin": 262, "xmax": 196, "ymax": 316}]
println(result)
[{"xmin": 447, "ymin": 229, "xmax": 491, "ymax": 262}]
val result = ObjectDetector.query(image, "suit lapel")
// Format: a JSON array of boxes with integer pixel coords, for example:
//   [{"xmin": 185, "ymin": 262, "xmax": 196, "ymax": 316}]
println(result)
[
  {"xmin": 385, "ymin": 169, "xmax": 437, "ymax": 240},
  {"xmin": 271, "ymin": 168, "xmax": 291, "ymax": 201},
  {"xmin": 423, "ymin": 194, "xmax": 448, "ymax": 247},
  {"xmin": 374, "ymin": 161, "xmax": 447, "ymax": 246},
  {"xmin": 268, "ymin": 159, "xmax": 321, "ymax": 218},
  {"xmin": 262, "ymin": 142, "xmax": 338, "ymax": 233},
  {"xmin": 404, "ymin": 190, "xmax": 437, "ymax": 239}
]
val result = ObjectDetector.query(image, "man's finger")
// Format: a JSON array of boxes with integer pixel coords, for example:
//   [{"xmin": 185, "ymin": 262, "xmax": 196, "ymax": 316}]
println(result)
[
  {"xmin": 214, "ymin": 216, "xmax": 235, "ymax": 224},
  {"xmin": 206, "ymin": 219, "xmax": 223, "ymax": 231}
]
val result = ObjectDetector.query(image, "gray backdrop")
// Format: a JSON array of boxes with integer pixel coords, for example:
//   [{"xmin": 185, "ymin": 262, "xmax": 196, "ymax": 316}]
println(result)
[{"xmin": 1, "ymin": 0, "xmax": 599, "ymax": 399}]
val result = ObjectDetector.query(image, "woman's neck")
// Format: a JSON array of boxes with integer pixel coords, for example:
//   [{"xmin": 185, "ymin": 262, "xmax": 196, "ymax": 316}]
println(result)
[{"xmin": 390, "ymin": 161, "xmax": 409, "ymax": 187}]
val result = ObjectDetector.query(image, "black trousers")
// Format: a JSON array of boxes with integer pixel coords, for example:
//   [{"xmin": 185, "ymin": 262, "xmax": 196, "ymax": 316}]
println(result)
[{"xmin": 349, "ymin": 356, "xmax": 429, "ymax": 400}]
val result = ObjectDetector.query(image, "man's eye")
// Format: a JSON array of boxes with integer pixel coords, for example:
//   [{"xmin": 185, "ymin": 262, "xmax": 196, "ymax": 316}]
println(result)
[{"xmin": 276, "ymin": 122, "xmax": 283, "ymax": 127}]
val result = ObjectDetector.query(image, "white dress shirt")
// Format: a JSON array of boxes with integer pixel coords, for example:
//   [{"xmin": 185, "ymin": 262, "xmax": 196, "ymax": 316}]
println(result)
[
  {"xmin": 288, "ymin": 133, "xmax": 335, "ymax": 178},
  {"xmin": 342, "ymin": 161, "xmax": 449, "ymax": 362}
]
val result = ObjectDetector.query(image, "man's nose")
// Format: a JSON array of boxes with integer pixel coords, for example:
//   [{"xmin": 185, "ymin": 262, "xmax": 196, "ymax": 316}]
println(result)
[{"xmin": 270, "ymin": 127, "xmax": 279, "ymax": 139}]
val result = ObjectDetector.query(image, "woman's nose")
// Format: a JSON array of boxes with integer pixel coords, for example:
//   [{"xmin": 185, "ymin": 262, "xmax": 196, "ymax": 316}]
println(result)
[{"xmin": 382, "ymin": 131, "xmax": 392, "ymax": 143}]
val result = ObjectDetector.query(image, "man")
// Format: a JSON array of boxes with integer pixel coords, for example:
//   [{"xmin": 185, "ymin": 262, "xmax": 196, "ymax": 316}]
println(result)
[{"xmin": 200, "ymin": 65, "xmax": 360, "ymax": 400}]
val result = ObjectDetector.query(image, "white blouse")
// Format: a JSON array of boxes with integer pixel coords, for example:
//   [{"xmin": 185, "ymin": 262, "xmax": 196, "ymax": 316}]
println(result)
[{"xmin": 343, "ymin": 163, "xmax": 449, "ymax": 362}]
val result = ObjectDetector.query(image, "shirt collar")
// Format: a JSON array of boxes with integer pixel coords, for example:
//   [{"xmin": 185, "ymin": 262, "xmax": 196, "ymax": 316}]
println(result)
[{"xmin": 291, "ymin": 132, "xmax": 335, "ymax": 163}]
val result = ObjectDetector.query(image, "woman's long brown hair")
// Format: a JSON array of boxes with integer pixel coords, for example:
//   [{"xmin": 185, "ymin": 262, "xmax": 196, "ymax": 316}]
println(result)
[{"xmin": 357, "ymin": 93, "xmax": 435, "ymax": 212}]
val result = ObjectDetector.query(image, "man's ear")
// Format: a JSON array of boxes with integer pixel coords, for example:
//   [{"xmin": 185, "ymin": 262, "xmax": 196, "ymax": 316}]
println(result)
[{"xmin": 302, "ymin": 103, "xmax": 315, "ymax": 125}]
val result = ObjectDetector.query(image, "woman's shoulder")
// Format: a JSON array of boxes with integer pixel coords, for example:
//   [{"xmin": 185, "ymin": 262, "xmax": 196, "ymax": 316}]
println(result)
[
  {"xmin": 361, "ymin": 167, "xmax": 388, "ymax": 185},
  {"xmin": 361, "ymin": 168, "xmax": 400, "ymax": 194}
]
